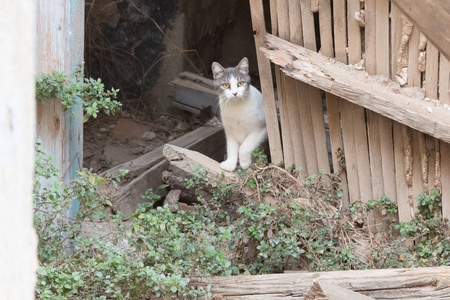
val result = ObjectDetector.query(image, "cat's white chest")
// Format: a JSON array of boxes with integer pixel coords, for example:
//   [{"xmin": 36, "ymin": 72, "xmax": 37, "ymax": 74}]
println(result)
[{"xmin": 220, "ymin": 86, "xmax": 265, "ymax": 144}]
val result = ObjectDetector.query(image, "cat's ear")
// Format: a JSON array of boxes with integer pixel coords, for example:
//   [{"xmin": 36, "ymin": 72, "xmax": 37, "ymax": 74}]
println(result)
[
  {"xmin": 237, "ymin": 57, "xmax": 249, "ymax": 75},
  {"xmin": 212, "ymin": 62, "xmax": 225, "ymax": 79}
]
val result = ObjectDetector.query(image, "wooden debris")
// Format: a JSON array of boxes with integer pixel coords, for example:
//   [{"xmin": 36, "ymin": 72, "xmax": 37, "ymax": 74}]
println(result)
[
  {"xmin": 170, "ymin": 71, "xmax": 219, "ymax": 116},
  {"xmin": 102, "ymin": 126, "xmax": 225, "ymax": 217},
  {"xmin": 261, "ymin": 33, "xmax": 450, "ymax": 144}
]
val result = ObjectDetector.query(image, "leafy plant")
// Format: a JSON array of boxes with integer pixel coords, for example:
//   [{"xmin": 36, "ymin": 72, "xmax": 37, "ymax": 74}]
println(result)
[{"xmin": 35, "ymin": 63, "xmax": 121, "ymax": 122}]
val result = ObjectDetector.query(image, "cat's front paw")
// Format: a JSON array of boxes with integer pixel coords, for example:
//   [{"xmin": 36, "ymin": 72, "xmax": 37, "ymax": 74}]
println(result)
[
  {"xmin": 239, "ymin": 157, "xmax": 252, "ymax": 170},
  {"xmin": 220, "ymin": 160, "xmax": 237, "ymax": 172}
]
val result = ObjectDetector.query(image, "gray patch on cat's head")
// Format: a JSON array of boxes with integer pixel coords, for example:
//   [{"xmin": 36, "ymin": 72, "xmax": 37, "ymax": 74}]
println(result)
[{"xmin": 212, "ymin": 57, "xmax": 251, "ymax": 90}]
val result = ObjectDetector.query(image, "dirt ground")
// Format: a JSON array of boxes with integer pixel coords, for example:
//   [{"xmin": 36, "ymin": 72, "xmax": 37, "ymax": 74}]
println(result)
[{"xmin": 83, "ymin": 109, "xmax": 202, "ymax": 173}]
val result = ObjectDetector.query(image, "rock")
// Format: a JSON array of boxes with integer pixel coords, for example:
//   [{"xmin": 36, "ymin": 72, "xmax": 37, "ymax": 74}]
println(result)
[
  {"xmin": 130, "ymin": 146, "xmax": 145, "ymax": 154},
  {"xmin": 142, "ymin": 131, "xmax": 157, "ymax": 141},
  {"xmin": 164, "ymin": 190, "xmax": 182, "ymax": 212}
]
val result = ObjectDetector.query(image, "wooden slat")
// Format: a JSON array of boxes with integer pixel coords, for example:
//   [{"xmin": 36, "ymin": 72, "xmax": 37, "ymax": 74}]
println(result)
[
  {"xmin": 276, "ymin": 0, "xmax": 296, "ymax": 168},
  {"xmin": 347, "ymin": 0, "xmax": 372, "ymax": 203},
  {"xmin": 425, "ymin": 43, "xmax": 440, "ymax": 193},
  {"xmin": 300, "ymin": 0, "xmax": 329, "ymax": 174},
  {"xmin": 261, "ymin": 34, "xmax": 450, "ymax": 144},
  {"xmin": 333, "ymin": 0, "xmax": 347, "ymax": 64},
  {"xmin": 439, "ymin": 54, "xmax": 450, "ymax": 104},
  {"xmin": 391, "ymin": 3, "xmax": 410, "ymax": 221},
  {"xmin": 249, "ymin": 0, "xmax": 284, "ymax": 164},
  {"xmin": 340, "ymin": 100, "xmax": 360, "ymax": 203},
  {"xmin": 390, "ymin": 0, "xmax": 450, "ymax": 61},
  {"xmin": 364, "ymin": 0, "xmax": 383, "ymax": 216},
  {"xmin": 330, "ymin": 0, "xmax": 349, "ymax": 206},
  {"xmin": 394, "ymin": 122, "xmax": 413, "ymax": 222},
  {"xmin": 286, "ymin": 0, "xmax": 307, "ymax": 169},
  {"xmin": 440, "ymin": 54, "xmax": 450, "ymax": 221},
  {"xmin": 376, "ymin": 0, "xmax": 396, "ymax": 206},
  {"xmin": 406, "ymin": 22, "xmax": 426, "ymax": 204}
]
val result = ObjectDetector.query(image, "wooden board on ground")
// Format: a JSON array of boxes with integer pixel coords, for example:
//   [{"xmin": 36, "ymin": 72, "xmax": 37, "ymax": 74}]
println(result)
[
  {"xmin": 202, "ymin": 266, "xmax": 450, "ymax": 299},
  {"xmin": 103, "ymin": 126, "xmax": 225, "ymax": 217}
]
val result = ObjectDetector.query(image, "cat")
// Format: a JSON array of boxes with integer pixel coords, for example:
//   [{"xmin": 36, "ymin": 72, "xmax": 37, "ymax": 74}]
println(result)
[{"xmin": 212, "ymin": 57, "xmax": 267, "ymax": 171}]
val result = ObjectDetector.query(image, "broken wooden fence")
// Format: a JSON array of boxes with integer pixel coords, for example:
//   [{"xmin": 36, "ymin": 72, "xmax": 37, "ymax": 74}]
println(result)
[{"xmin": 249, "ymin": 0, "xmax": 450, "ymax": 225}]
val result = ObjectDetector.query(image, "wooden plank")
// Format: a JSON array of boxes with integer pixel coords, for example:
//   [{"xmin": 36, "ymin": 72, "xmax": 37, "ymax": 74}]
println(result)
[
  {"xmin": 440, "ymin": 54, "xmax": 450, "ymax": 104},
  {"xmin": 424, "ymin": 43, "xmax": 439, "ymax": 100},
  {"xmin": 440, "ymin": 54, "xmax": 450, "ymax": 221},
  {"xmin": 275, "ymin": 0, "xmax": 295, "ymax": 168},
  {"xmin": 286, "ymin": 0, "xmax": 307, "ymax": 169},
  {"xmin": 318, "ymin": 0, "xmax": 333, "ymax": 58},
  {"xmin": 364, "ymin": 0, "xmax": 383, "ymax": 212},
  {"xmin": 394, "ymin": 122, "xmax": 413, "ymax": 222},
  {"xmin": 376, "ymin": 0, "xmax": 396, "ymax": 206},
  {"xmin": 0, "ymin": 1, "xmax": 37, "ymax": 297},
  {"xmin": 249, "ymin": 0, "xmax": 284, "ymax": 164},
  {"xmin": 347, "ymin": 0, "xmax": 361, "ymax": 64},
  {"xmin": 424, "ymin": 43, "xmax": 440, "ymax": 193},
  {"xmin": 347, "ymin": 0, "xmax": 371, "ymax": 203},
  {"xmin": 204, "ymin": 266, "xmax": 450, "ymax": 299},
  {"xmin": 442, "ymin": 141, "xmax": 450, "ymax": 222},
  {"xmin": 261, "ymin": 34, "xmax": 450, "ymax": 144},
  {"xmin": 269, "ymin": 0, "xmax": 278, "ymax": 35},
  {"xmin": 330, "ymin": 0, "xmax": 349, "ymax": 205},
  {"xmin": 296, "ymin": 81, "xmax": 318, "ymax": 172},
  {"xmin": 340, "ymin": 100, "xmax": 360, "ymax": 203},
  {"xmin": 406, "ymin": 23, "xmax": 426, "ymax": 204},
  {"xmin": 300, "ymin": 0, "xmax": 329, "ymax": 173},
  {"xmin": 333, "ymin": 0, "xmax": 347, "ymax": 64},
  {"xmin": 390, "ymin": 0, "xmax": 450, "ymax": 61},
  {"xmin": 391, "ymin": 4, "xmax": 410, "ymax": 220}
]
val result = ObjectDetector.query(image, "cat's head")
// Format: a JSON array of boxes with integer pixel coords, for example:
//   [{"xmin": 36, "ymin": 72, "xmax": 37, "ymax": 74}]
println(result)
[{"xmin": 211, "ymin": 57, "xmax": 250, "ymax": 101}]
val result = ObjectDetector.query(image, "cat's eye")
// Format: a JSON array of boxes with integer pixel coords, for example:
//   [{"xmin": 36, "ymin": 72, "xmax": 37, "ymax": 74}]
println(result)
[
  {"xmin": 237, "ymin": 81, "xmax": 244, "ymax": 87},
  {"xmin": 222, "ymin": 83, "xmax": 230, "ymax": 89}
]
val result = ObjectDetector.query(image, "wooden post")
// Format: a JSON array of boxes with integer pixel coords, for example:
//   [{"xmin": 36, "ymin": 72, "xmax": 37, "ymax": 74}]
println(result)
[
  {"xmin": 0, "ymin": 1, "xmax": 37, "ymax": 298},
  {"xmin": 36, "ymin": 0, "xmax": 84, "ymax": 185}
]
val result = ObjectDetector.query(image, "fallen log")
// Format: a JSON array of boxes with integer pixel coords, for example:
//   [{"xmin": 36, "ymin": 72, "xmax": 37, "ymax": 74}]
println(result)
[
  {"xmin": 198, "ymin": 266, "xmax": 450, "ymax": 299},
  {"xmin": 102, "ymin": 126, "xmax": 225, "ymax": 217}
]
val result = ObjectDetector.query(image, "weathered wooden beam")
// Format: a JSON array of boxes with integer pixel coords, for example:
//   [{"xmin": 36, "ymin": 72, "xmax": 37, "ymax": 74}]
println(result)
[
  {"xmin": 261, "ymin": 33, "xmax": 450, "ymax": 144},
  {"xmin": 202, "ymin": 266, "xmax": 450, "ymax": 299},
  {"xmin": 390, "ymin": 0, "xmax": 450, "ymax": 61},
  {"xmin": 308, "ymin": 281, "xmax": 376, "ymax": 300}
]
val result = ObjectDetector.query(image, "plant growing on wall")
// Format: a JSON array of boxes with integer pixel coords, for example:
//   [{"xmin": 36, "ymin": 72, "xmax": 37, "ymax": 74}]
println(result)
[{"xmin": 35, "ymin": 63, "xmax": 121, "ymax": 122}]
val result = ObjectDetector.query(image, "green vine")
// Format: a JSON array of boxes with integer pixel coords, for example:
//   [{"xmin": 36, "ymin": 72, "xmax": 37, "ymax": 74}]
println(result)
[{"xmin": 35, "ymin": 63, "xmax": 121, "ymax": 122}]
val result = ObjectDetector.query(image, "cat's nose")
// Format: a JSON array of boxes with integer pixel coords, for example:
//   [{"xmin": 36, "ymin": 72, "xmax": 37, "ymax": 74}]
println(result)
[{"xmin": 233, "ymin": 92, "xmax": 237, "ymax": 96}]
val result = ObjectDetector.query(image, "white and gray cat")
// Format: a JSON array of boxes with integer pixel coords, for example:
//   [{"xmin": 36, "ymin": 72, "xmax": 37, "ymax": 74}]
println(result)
[{"xmin": 212, "ymin": 57, "xmax": 267, "ymax": 171}]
